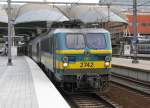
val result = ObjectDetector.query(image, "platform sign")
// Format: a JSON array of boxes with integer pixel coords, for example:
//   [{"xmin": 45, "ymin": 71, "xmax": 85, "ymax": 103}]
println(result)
[{"xmin": 124, "ymin": 45, "xmax": 131, "ymax": 55}]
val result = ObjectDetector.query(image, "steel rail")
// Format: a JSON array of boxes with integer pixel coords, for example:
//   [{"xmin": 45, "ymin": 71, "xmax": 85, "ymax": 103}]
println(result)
[
  {"xmin": 111, "ymin": 73, "xmax": 150, "ymax": 95},
  {"xmin": 112, "ymin": 54, "xmax": 150, "ymax": 60},
  {"xmin": 69, "ymin": 93, "xmax": 118, "ymax": 108},
  {"xmin": 58, "ymin": 86, "xmax": 120, "ymax": 108}
]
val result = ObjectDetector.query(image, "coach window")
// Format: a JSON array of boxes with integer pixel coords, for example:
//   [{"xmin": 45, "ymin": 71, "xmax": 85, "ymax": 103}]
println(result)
[{"xmin": 142, "ymin": 23, "xmax": 148, "ymax": 26}]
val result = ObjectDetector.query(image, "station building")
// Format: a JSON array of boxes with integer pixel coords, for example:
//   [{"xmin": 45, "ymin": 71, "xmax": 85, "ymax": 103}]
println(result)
[{"xmin": 126, "ymin": 12, "xmax": 150, "ymax": 35}]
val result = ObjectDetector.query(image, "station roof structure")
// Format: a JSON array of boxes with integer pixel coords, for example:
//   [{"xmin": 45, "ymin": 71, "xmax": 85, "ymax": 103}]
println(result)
[
  {"xmin": 14, "ymin": 4, "xmax": 127, "ymax": 24},
  {"xmin": 0, "ymin": 3, "xmax": 129, "ymax": 41},
  {"xmin": 0, "ymin": 6, "xmax": 8, "ymax": 23},
  {"xmin": 0, "ymin": 3, "xmax": 128, "ymax": 24},
  {"xmin": 57, "ymin": 5, "xmax": 127, "ymax": 23},
  {"xmin": 0, "ymin": 6, "xmax": 8, "ymax": 37},
  {"xmin": 15, "ymin": 4, "xmax": 69, "ymax": 24}
]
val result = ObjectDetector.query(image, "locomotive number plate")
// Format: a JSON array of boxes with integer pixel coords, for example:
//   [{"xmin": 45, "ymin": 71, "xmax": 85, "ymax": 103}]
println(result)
[{"xmin": 80, "ymin": 62, "xmax": 94, "ymax": 68}]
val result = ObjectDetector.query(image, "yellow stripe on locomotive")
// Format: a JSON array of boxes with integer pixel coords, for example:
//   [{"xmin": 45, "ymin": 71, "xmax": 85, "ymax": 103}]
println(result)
[
  {"xmin": 55, "ymin": 50, "xmax": 112, "ymax": 70},
  {"xmin": 56, "ymin": 49, "xmax": 112, "ymax": 54},
  {"xmin": 56, "ymin": 61, "xmax": 111, "ymax": 69}
]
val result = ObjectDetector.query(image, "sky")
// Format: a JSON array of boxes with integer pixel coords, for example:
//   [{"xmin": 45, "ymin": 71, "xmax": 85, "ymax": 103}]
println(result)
[
  {"xmin": 11, "ymin": 0, "xmax": 99, "ymax": 2},
  {"xmin": 2, "ymin": 0, "xmax": 149, "ymax": 3},
  {"xmin": 0, "ymin": 0, "xmax": 150, "ymax": 9},
  {"xmin": 0, "ymin": 0, "xmax": 100, "ymax": 5},
  {"xmin": 1, "ymin": 0, "xmax": 99, "ymax": 3},
  {"xmin": 0, "ymin": 0, "xmax": 149, "ymax": 4}
]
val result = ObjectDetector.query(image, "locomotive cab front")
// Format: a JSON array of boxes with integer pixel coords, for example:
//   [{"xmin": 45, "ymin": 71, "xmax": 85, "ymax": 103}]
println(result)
[{"xmin": 54, "ymin": 28, "xmax": 112, "ymax": 91}]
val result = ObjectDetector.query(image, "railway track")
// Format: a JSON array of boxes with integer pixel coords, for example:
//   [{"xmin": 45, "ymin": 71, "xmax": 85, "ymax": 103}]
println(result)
[
  {"xmin": 113, "ymin": 54, "xmax": 150, "ymax": 60},
  {"xmin": 104, "ymin": 82, "xmax": 150, "ymax": 108},
  {"xmin": 40, "ymin": 64, "xmax": 119, "ymax": 108},
  {"xmin": 111, "ymin": 73, "xmax": 150, "ymax": 95},
  {"xmin": 69, "ymin": 93, "xmax": 118, "ymax": 108},
  {"xmin": 59, "ymin": 87, "xmax": 120, "ymax": 108}
]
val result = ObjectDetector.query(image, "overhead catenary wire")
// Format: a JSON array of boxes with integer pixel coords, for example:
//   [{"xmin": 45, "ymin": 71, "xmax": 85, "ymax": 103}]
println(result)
[
  {"xmin": 121, "ymin": 0, "xmax": 150, "ymax": 11},
  {"xmin": 0, "ymin": 0, "xmax": 150, "ymax": 7},
  {"xmin": 0, "ymin": 0, "xmax": 140, "ymax": 6},
  {"xmin": 137, "ymin": 0, "xmax": 150, "ymax": 7}
]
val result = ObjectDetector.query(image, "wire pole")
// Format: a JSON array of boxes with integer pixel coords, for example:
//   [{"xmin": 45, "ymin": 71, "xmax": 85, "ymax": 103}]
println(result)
[
  {"xmin": 132, "ymin": 0, "xmax": 139, "ymax": 63},
  {"xmin": 7, "ymin": 0, "xmax": 12, "ymax": 65}
]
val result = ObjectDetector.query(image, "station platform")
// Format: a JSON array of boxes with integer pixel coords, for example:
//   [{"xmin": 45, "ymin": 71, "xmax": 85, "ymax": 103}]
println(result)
[
  {"xmin": 112, "ymin": 57, "xmax": 150, "ymax": 83},
  {"xmin": 0, "ymin": 56, "xmax": 70, "ymax": 108},
  {"xmin": 112, "ymin": 57, "xmax": 150, "ymax": 72}
]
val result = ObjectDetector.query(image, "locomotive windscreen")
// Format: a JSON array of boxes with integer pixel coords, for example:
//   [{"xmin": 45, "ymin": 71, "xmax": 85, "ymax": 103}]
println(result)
[
  {"xmin": 66, "ymin": 34, "xmax": 85, "ymax": 49},
  {"xmin": 66, "ymin": 33, "xmax": 106, "ymax": 49},
  {"xmin": 86, "ymin": 33, "xmax": 106, "ymax": 49}
]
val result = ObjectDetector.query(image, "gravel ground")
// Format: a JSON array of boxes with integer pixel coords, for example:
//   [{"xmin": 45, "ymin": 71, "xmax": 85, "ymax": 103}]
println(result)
[{"xmin": 103, "ymin": 84, "xmax": 150, "ymax": 108}]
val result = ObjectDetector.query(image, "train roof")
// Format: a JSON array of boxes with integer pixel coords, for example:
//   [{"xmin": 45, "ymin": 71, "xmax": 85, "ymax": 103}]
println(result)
[
  {"xmin": 53, "ymin": 28, "xmax": 109, "ymax": 34},
  {"xmin": 28, "ymin": 28, "xmax": 110, "ymax": 45}
]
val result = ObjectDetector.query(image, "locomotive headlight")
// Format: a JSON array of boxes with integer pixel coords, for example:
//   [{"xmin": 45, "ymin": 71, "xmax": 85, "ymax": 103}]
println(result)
[
  {"xmin": 104, "ymin": 62, "xmax": 110, "ymax": 67},
  {"xmin": 63, "ymin": 57, "xmax": 69, "ymax": 67},
  {"xmin": 63, "ymin": 62, "xmax": 68, "ymax": 67}
]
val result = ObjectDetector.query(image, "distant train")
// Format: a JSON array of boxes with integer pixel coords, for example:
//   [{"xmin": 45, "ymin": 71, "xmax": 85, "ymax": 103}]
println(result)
[
  {"xmin": 137, "ymin": 44, "xmax": 150, "ymax": 54},
  {"xmin": 123, "ymin": 36, "xmax": 150, "ymax": 54},
  {"xmin": 137, "ymin": 37, "xmax": 150, "ymax": 54},
  {"xmin": 28, "ymin": 28, "xmax": 112, "ymax": 91}
]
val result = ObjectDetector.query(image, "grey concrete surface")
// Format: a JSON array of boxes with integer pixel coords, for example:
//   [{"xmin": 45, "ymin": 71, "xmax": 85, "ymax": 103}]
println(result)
[{"xmin": 0, "ymin": 57, "xmax": 39, "ymax": 108}]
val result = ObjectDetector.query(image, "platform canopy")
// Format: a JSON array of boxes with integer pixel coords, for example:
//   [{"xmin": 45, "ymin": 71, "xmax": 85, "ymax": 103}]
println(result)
[
  {"xmin": 0, "ymin": 6, "xmax": 8, "ymax": 37},
  {"xmin": 57, "ymin": 5, "xmax": 127, "ymax": 23},
  {"xmin": 15, "ymin": 4, "xmax": 69, "ymax": 24},
  {"xmin": 0, "ymin": 6, "xmax": 8, "ymax": 23}
]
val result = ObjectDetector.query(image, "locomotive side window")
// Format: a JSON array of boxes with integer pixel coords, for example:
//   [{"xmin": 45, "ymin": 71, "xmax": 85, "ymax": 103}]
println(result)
[
  {"xmin": 41, "ymin": 39, "xmax": 45, "ymax": 52},
  {"xmin": 41, "ymin": 37, "xmax": 51, "ymax": 53},
  {"xmin": 86, "ymin": 33, "xmax": 106, "ymax": 49},
  {"xmin": 55, "ymin": 36, "xmax": 59, "ymax": 49},
  {"xmin": 49, "ymin": 37, "xmax": 53, "ymax": 53},
  {"xmin": 66, "ymin": 34, "xmax": 85, "ymax": 49}
]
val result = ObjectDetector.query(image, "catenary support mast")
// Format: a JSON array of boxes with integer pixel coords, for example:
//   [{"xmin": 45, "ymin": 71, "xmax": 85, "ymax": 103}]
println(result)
[
  {"xmin": 132, "ymin": 0, "xmax": 139, "ymax": 63},
  {"xmin": 7, "ymin": 0, "xmax": 12, "ymax": 65}
]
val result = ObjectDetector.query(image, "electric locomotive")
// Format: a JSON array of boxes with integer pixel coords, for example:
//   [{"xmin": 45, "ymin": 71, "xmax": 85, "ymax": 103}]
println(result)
[{"xmin": 29, "ymin": 28, "xmax": 112, "ymax": 91}]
